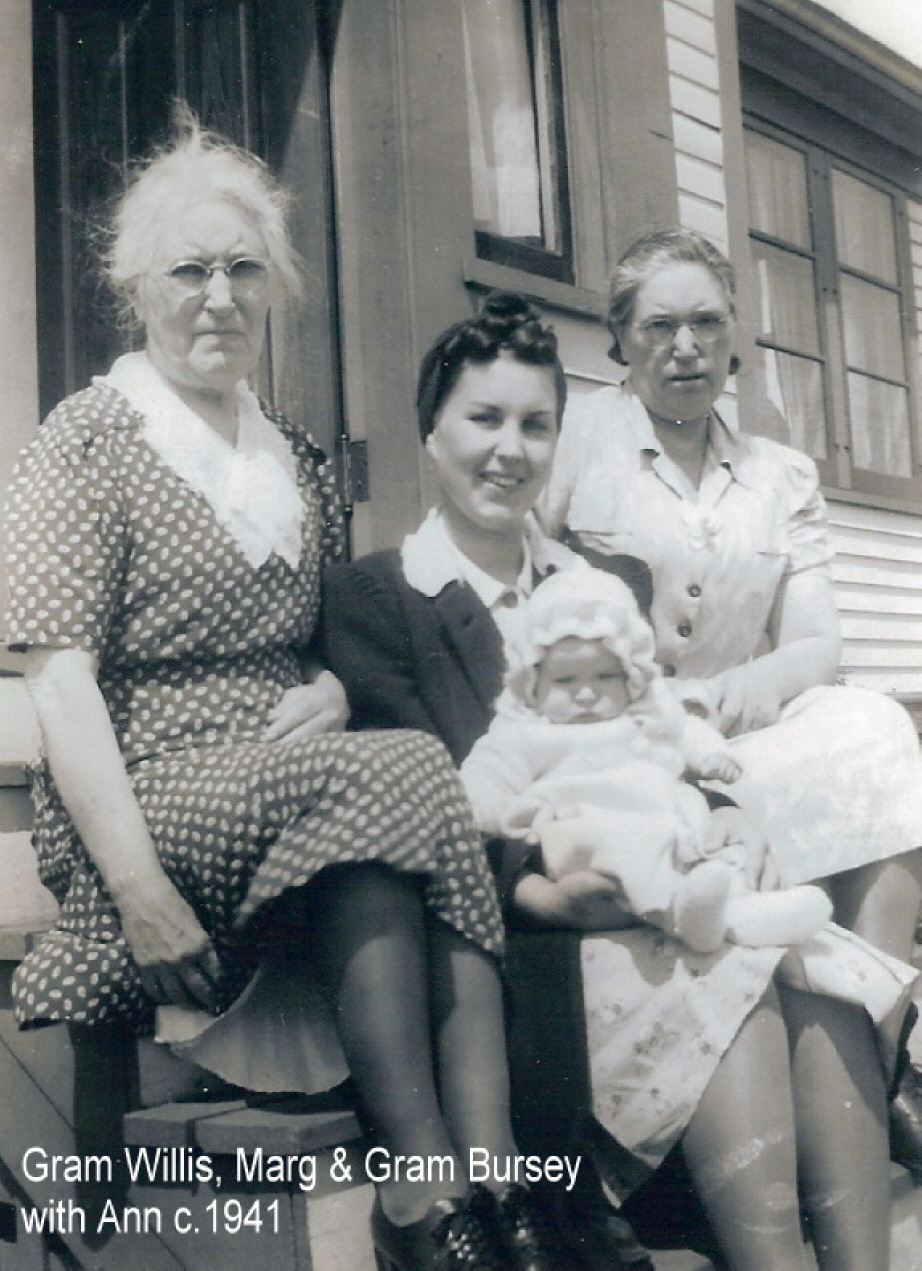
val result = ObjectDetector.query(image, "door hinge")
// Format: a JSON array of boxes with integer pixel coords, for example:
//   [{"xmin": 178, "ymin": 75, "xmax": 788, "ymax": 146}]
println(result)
[{"xmin": 338, "ymin": 437, "xmax": 369, "ymax": 508}]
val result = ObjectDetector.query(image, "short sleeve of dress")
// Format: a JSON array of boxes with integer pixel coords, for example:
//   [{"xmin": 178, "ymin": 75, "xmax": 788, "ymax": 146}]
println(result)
[
  {"xmin": 4, "ymin": 395, "xmax": 129, "ymax": 654},
  {"xmin": 537, "ymin": 392, "xmax": 592, "ymax": 536},
  {"xmin": 778, "ymin": 446, "xmax": 833, "ymax": 577}
]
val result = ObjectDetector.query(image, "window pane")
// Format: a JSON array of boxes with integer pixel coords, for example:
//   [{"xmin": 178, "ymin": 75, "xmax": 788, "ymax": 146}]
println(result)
[
  {"xmin": 529, "ymin": 0, "xmax": 561, "ymax": 251},
  {"xmin": 463, "ymin": 0, "xmax": 543, "ymax": 241},
  {"xmin": 745, "ymin": 132, "xmax": 811, "ymax": 249},
  {"xmin": 848, "ymin": 374, "xmax": 912, "ymax": 476},
  {"xmin": 752, "ymin": 240, "xmax": 820, "ymax": 355},
  {"xmin": 840, "ymin": 275, "xmax": 905, "ymax": 382},
  {"xmin": 833, "ymin": 169, "xmax": 897, "ymax": 283},
  {"xmin": 758, "ymin": 348, "xmax": 827, "ymax": 460}
]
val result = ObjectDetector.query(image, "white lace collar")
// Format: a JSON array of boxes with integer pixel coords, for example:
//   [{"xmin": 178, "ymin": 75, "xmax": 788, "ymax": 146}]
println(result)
[{"xmin": 98, "ymin": 352, "xmax": 303, "ymax": 568}]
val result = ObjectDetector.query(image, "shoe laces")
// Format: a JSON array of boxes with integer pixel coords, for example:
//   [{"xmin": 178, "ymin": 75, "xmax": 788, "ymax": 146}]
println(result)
[{"xmin": 431, "ymin": 1189, "xmax": 504, "ymax": 1270}]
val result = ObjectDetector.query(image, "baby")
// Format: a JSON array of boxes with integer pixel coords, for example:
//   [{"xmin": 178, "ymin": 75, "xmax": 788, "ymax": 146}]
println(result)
[{"xmin": 461, "ymin": 567, "xmax": 832, "ymax": 952}]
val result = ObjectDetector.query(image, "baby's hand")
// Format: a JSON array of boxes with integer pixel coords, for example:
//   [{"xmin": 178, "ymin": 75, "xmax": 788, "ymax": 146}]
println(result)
[
  {"xmin": 503, "ymin": 797, "xmax": 554, "ymax": 842},
  {"xmin": 697, "ymin": 752, "xmax": 742, "ymax": 783},
  {"xmin": 521, "ymin": 808, "xmax": 564, "ymax": 849}
]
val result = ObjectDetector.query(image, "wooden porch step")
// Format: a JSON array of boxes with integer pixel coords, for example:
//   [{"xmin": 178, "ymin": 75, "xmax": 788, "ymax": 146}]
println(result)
[
  {"xmin": 0, "ymin": 1017, "xmax": 375, "ymax": 1270},
  {"xmin": 123, "ymin": 1089, "xmax": 364, "ymax": 1157},
  {"xmin": 0, "ymin": 676, "xmax": 39, "ymax": 816},
  {"xmin": 119, "ymin": 1089, "xmax": 375, "ymax": 1271}
]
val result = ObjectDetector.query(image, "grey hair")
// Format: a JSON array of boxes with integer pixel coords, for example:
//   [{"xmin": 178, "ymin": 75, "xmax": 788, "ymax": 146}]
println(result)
[
  {"xmin": 607, "ymin": 229, "xmax": 738, "ymax": 370},
  {"xmin": 104, "ymin": 104, "xmax": 301, "ymax": 328}
]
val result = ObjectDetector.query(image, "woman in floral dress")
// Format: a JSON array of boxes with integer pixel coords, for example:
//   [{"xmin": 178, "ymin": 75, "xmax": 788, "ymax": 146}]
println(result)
[{"xmin": 2, "ymin": 114, "xmax": 567, "ymax": 1271}]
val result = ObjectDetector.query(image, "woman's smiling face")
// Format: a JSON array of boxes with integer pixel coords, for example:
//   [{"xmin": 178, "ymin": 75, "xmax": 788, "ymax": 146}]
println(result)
[
  {"xmin": 425, "ymin": 352, "xmax": 559, "ymax": 540},
  {"xmin": 619, "ymin": 261, "xmax": 735, "ymax": 423}
]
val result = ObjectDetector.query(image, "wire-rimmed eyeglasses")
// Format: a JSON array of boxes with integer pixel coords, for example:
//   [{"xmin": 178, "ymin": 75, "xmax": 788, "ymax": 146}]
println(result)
[
  {"xmin": 631, "ymin": 312, "xmax": 731, "ymax": 349},
  {"xmin": 164, "ymin": 257, "xmax": 270, "ymax": 300}
]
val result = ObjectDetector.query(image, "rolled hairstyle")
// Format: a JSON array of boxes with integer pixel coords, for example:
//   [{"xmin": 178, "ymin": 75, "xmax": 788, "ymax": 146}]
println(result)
[
  {"xmin": 416, "ymin": 291, "xmax": 567, "ymax": 441},
  {"xmin": 104, "ymin": 103, "xmax": 301, "ymax": 329},
  {"xmin": 606, "ymin": 229, "xmax": 740, "ymax": 374}
]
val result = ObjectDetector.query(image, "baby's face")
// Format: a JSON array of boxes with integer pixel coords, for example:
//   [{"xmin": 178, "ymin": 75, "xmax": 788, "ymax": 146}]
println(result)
[{"xmin": 533, "ymin": 637, "xmax": 630, "ymax": 724}]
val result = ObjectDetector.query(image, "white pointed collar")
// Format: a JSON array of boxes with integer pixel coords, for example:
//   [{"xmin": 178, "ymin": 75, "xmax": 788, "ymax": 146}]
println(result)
[
  {"xmin": 400, "ymin": 508, "xmax": 578, "ymax": 599},
  {"xmin": 98, "ymin": 352, "xmax": 304, "ymax": 569}
]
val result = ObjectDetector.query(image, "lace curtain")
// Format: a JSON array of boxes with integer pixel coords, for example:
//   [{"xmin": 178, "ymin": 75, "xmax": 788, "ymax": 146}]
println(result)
[
  {"xmin": 834, "ymin": 175, "xmax": 909, "ymax": 476},
  {"xmin": 746, "ymin": 130, "xmax": 913, "ymax": 476},
  {"xmin": 462, "ymin": 0, "xmax": 542, "ymax": 239},
  {"xmin": 747, "ymin": 135, "xmax": 825, "ymax": 454}
]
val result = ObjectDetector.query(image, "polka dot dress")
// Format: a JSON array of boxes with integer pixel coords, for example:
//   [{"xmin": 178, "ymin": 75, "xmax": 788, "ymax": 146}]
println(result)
[{"xmin": 5, "ymin": 383, "xmax": 503, "ymax": 1032}]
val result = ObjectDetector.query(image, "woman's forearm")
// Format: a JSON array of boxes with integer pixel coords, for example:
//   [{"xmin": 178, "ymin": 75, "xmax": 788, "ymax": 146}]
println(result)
[
  {"xmin": 757, "ymin": 570, "xmax": 842, "ymax": 703},
  {"xmin": 750, "ymin": 633, "xmax": 841, "ymax": 701},
  {"xmin": 708, "ymin": 633, "xmax": 840, "ymax": 737},
  {"xmin": 25, "ymin": 649, "xmax": 165, "ymax": 904}
]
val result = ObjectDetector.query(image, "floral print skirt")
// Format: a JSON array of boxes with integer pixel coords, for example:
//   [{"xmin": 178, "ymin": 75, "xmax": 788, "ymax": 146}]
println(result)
[{"xmin": 582, "ymin": 683, "xmax": 922, "ymax": 1189}]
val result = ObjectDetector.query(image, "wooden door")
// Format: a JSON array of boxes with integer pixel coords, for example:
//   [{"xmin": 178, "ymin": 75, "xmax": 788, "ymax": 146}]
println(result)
[{"xmin": 32, "ymin": 0, "xmax": 347, "ymax": 484}]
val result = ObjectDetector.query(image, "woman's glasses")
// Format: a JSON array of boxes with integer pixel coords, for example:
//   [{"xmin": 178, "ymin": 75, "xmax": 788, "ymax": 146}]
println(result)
[
  {"xmin": 632, "ymin": 312, "xmax": 730, "ymax": 349},
  {"xmin": 164, "ymin": 258, "xmax": 269, "ymax": 299}
]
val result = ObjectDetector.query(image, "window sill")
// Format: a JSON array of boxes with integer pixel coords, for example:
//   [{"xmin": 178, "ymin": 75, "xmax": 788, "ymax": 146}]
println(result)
[
  {"xmin": 822, "ymin": 484, "xmax": 922, "ymax": 518},
  {"xmin": 463, "ymin": 257, "xmax": 605, "ymax": 321}
]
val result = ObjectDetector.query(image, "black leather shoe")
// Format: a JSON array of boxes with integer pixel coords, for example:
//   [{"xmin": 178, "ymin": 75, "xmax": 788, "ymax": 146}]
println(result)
[
  {"xmin": 559, "ymin": 1193, "xmax": 656, "ymax": 1270},
  {"xmin": 890, "ymin": 1060, "xmax": 922, "ymax": 1180},
  {"xmin": 620, "ymin": 1146, "xmax": 724, "ymax": 1266},
  {"xmin": 492, "ymin": 1183, "xmax": 575, "ymax": 1271},
  {"xmin": 889, "ymin": 1002, "xmax": 922, "ymax": 1181},
  {"xmin": 372, "ymin": 1189, "xmax": 505, "ymax": 1270}
]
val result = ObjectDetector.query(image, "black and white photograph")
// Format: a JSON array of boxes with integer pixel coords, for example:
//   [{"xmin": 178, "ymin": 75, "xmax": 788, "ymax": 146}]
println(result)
[{"xmin": 2, "ymin": 2, "xmax": 922, "ymax": 1268}]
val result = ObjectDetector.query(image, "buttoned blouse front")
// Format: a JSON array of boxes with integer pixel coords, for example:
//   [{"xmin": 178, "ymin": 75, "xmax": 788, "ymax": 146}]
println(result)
[{"xmin": 540, "ymin": 383, "xmax": 833, "ymax": 679}]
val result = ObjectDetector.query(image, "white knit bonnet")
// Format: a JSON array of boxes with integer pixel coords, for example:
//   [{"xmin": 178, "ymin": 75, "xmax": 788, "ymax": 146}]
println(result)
[{"xmin": 505, "ymin": 565, "xmax": 660, "ymax": 708}]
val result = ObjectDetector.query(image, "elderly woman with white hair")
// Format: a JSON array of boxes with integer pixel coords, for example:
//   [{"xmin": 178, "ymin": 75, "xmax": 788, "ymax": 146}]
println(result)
[{"xmin": 3, "ymin": 113, "xmax": 569, "ymax": 1271}]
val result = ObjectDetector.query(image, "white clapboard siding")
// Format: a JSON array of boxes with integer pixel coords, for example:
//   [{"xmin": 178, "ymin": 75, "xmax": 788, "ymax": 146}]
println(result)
[
  {"xmin": 665, "ymin": 0, "xmax": 726, "ymax": 247},
  {"xmin": 664, "ymin": 0, "xmax": 717, "ymax": 56},
  {"xmin": 829, "ymin": 501, "xmax": 922, "ymax": 696},
  {"xmin": 665, "ymin": 0, "xmax": 737, "ymax": 425},
  {"xmin": 663, "ymin": 6, "xmax": 922, "ymax": 703}
]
